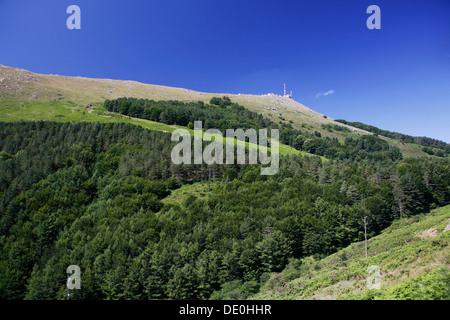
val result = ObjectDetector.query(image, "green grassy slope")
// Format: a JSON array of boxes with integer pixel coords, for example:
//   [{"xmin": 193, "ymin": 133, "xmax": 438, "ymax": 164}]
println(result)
[
  {"xmin": 0, "ymin": 99, "xmax": 177, "ymax": 132},
  {"xmin": 161, "ymin": 181, "xmax": 217, "ymax": 206},
  {"xmin": 252, "ymin": 205, "xmax": 450, "ymax": 300},
  {"xmin": 0, "ymin": 99, "xmax": 309, "ymax": 157}
]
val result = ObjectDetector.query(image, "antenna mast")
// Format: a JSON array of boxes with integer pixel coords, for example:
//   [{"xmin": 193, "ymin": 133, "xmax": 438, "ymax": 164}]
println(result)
[{"xmin": 363, "ymin": 216, "xmax": 368, "ymax": 259}]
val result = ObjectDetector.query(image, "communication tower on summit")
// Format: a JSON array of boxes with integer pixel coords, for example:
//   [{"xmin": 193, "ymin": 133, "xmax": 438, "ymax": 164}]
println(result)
[{"xmin": 283, "ymin": 83, "xmax": 292, "ymax": 99}]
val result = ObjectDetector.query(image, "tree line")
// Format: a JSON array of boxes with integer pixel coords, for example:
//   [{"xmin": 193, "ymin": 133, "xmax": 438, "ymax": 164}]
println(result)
[
  {"xmin": 104, "ymin": 97, "xmax": 404, "ymax": 162},
  {"xmin": 335, "ymin": 119, "xmax": 450, "ymax": 157}
]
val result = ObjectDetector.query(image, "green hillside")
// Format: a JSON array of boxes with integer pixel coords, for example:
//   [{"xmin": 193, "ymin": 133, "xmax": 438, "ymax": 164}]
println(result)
[
  {"xmin": 0, "ymin": 99, "xmax": 305, "ymax": 158},
  {"xmin": 0, "ymin": 65, "xmax": 449, "ymax": 301},
  {"xmin": 0, "ymin": 64, "xmax": 440, "ymax": 159},
  {"xmin": 252, "ymin": 205, "xmax": 450, "ymax": 300}
]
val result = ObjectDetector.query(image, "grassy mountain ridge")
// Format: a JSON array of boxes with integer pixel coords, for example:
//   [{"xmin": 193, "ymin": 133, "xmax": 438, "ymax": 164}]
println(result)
[{"xmin": 0, "ymin": 64, "xmax": 436, "ymax": 158}]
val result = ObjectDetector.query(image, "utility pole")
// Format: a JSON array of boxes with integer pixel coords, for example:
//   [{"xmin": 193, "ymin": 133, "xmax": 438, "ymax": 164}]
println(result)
[{"xmin": 363, "ymin": 216, "xmax": 368, "ymax": 259}]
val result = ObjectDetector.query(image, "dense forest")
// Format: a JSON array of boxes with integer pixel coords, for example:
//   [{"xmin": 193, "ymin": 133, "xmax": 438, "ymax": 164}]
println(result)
[
  {"xmin": 0, "ymin": 121, "xmax": 449, "ymax": 300},
  {"xmin": 104, "ymin": 97, "xmax": 404, "ymax": 161},
  {"xmin": 335, "ymin": 119, "xmax": 450, "ymax": 157}
]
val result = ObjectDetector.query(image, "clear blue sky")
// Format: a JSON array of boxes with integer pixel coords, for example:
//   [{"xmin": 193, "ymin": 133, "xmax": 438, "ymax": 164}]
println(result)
[{"xmin": 1, "ymin": 0, "xmax": 449, "ymax": 142}]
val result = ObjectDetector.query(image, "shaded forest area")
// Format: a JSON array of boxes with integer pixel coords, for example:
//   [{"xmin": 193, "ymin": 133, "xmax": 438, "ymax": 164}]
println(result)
[{"xmin": 0, "ymin": 121, "xmax": 449, "ymax": 300}]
